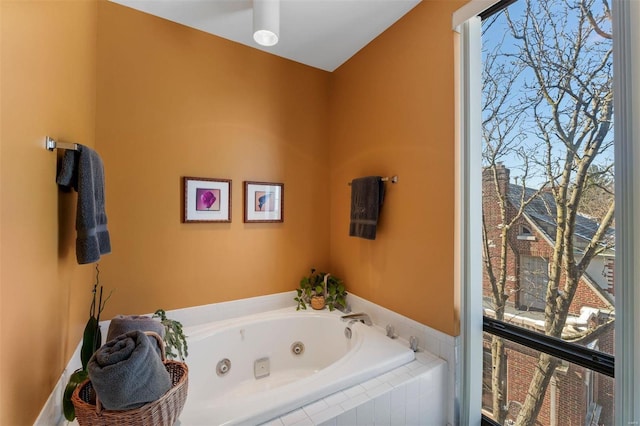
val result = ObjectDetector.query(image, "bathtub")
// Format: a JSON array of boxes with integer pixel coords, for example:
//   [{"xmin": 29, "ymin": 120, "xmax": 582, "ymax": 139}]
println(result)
[{"xmin": 178, "ymin": 307, "xmax": 415, "ymax": 425}]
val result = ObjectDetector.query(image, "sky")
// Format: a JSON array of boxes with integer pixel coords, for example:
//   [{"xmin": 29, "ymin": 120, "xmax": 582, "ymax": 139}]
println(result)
[{"xmin": 480, "ymin": 0, "xmax": 614, "ymax": 190}]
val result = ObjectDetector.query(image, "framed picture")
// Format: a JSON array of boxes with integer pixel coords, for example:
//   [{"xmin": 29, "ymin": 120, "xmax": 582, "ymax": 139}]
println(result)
[
  {"xmin": 244, "ymin": 181, "xmax": 284, "ymax": 223},
  {"xmin": 183, "ymin": 177, "xmax": 232, "ymax": 223}
]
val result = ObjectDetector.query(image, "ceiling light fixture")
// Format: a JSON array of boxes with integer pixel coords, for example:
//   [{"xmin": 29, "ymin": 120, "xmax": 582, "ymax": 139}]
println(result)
[{"xmin": 253, "ymin": 0, "xmax": 280, "ymax": 47}]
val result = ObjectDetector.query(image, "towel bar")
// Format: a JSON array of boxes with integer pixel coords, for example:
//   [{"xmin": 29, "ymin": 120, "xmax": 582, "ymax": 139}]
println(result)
[
  {"xmin": 46, "ymin": 136, "xmax": 78, "ymax": 151},
  {"xmin": 348, "ymin": 175, "xmax": 398, "ymax": 186}
]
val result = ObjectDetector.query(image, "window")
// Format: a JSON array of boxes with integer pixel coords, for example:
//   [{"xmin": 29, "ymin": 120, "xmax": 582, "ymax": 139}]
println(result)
[
  {"xmin": 457, "ymin": 0, "xmax": 640, "ymax": 423},
  {"xmin": 479, "ymin": 0, "xmax": 615, "ymax": 424},
  {"xmin": 516, "ymin": 225, "xmax": 535, "ymax": 240},
  {"xmin": 481, "ymin": 333, "xmax": 614, "ymax": 426},
  {"xmin": 482, "ymin": 347, "xmax": 493, "ymax": 413},
  {"xmin": 482, "ymin": 346, "xmax": 505, "ymax": 414},
  {"xmin": 518, "ymin": 256, "xmax": 548, "ymax": 312}
]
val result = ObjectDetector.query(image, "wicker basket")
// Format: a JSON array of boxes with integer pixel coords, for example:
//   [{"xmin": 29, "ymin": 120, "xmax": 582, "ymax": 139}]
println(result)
[{"xmin": 71, "ymin": 333, "xmax": 189, "ymax": 426}]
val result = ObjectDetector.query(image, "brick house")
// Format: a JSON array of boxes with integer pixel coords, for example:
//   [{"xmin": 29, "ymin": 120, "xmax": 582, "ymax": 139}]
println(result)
[{"xmin": 481, "ymin": 165, "xmax": 615, "ymax": 425}]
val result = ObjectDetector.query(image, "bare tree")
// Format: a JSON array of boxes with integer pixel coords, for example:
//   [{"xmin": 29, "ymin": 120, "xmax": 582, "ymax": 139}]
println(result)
[
  {"xmin": 481, "ymin": 27, "xmax": 550, "ymax": 421},
  {"xmin": 580, "ymin": 164, "xmax": 614, "ymax": 221},
  {"xmin": 481, "ymin": 0, "xmax": 614, "ymax": 424}
]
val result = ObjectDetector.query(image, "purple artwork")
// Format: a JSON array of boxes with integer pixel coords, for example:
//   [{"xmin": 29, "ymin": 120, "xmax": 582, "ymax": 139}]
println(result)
[{"xmin": 196, "ymin": 188, "xmax": 221, "ymax": 211}]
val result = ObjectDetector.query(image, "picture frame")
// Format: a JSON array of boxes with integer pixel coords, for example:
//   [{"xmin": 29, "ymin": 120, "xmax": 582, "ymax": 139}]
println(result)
[
  {"xmin": 183, "ymin": 177, "xmax": 232, "ymax": 223},
  {"xmin": 244, "ymin": 181, "xmax": 284, "ymax": 223}
]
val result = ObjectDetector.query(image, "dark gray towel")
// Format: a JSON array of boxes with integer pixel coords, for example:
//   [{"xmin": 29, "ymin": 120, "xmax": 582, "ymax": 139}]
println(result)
[
  {"xmin": 56, "ymin": 145, "xmax": 111, "ymax": 264},
  {"xmin": 87, "ymin": 330, "xmax": 172, "ymax": 411},
  {"xmin": 107, "ymin": 315, "xmax": 166, "ymax": 353},
  {"xmin": 349, "ymin": 176, "xmax": 385, "ymax": 240}
]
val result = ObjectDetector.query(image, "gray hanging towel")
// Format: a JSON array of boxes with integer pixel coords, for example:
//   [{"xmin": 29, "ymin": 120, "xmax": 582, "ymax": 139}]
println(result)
[
  {"xmin": 349, "ymin": 176, "xmax": 385, "ymax": 240},
  {"xmin": 56, "ymin": 144, "xmax": 111, "ymax": 264}
]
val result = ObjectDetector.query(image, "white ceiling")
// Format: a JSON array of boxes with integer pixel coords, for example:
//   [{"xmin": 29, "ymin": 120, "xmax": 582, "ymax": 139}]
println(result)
[{"xmin": 108, "ymin": 0, "xmax": 421, "ymax": 72}]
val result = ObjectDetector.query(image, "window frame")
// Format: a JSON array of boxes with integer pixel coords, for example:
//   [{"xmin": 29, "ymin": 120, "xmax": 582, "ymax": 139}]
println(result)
[
  {"xmin": 611, "ymin": 0, "xmax": 640, "ymax": 421},
  {"xmin": 455, "ymin": 0, "xmax": 640, "ymax": 423},
  {"xmin": 483, "ymin": 317, "xmax": 614, "ymax": 378}
]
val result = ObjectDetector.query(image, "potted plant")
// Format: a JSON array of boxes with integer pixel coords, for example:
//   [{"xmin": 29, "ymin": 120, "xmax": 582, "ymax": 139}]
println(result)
[
  {"xmin": 63, "ymin": 281, "xmax": 111, "ymax": 421},
  {"xmin": 295, "ymin": 268, "xmax": 347, "ymax": 311},
  {"xmin": 153, "ymin": 309, "xmax": 188, "ymax": 361},
  {"xmin": 62, "ymin": 289, "xmax": 189, "ymax": 421}
]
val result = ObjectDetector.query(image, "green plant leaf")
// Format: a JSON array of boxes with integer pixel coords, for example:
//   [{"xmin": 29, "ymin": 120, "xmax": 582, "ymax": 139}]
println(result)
[
  {"xmin": 153, "ymin": 309, "xmax": 188, "ymax": 361},
  {"xmin": 80, "ymin": 316, "xmax": 99, "ymax": 371},
  {"xmin": 63, "ymin": 369, "xmax": 88, "ymax": 421}
]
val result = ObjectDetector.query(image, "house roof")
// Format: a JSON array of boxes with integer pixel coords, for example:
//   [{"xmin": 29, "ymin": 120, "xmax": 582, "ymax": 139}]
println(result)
[
  {"xmin": 507, "ymin": 183, "xmax": 615, "ymax": 247},
  {"xmin": 506, "ymin": 183, "xmax": 615, "ymax": 307}
]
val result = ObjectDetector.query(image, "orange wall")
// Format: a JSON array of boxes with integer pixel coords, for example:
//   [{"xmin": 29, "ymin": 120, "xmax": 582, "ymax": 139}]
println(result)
[
  {"xmin": 1, "ymin": 0, "xmax": 463, "ymax": 423},
  {"xmin": 95, "ymin": 2, "xmax": 331, "ymax": 317},
  {"xmin": 0, "ymin": 1, "xmax": 98, "ymax": 424},
  {"xmin": 328, "ymin": 1, "xmax": 463, "ymax": 336}
]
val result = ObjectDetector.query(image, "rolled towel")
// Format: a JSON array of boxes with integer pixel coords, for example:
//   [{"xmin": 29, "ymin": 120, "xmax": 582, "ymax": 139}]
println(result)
[
  {"xmin": 107, "ymin": 315, "xmax": 165, "ymax": 342},
  {"xmin": 88, "ymin": 330, "xmax": 172, "ymax": 410}
]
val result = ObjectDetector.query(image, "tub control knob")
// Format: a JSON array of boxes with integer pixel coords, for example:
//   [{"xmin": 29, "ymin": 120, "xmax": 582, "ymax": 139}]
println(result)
[
  {"xmin": 344, "ymin": 327, "xmax": 352, "ymax": 339},
  {"xmin": 386, "ymin": 324, "xmax": 396, "ymax": 338},
  {"xmin": 409, "ymin": 336, "xmax": 419, "ymax": 352}
]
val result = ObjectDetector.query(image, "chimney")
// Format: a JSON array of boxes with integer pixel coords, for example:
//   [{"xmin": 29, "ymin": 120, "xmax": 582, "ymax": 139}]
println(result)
[{"xmin": 482, "ymin": 163, "xmax": 510, "ymax": 197}]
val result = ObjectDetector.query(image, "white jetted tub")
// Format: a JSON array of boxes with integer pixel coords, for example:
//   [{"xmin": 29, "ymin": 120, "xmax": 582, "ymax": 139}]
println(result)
[{"xmin": 178, "ymin": 307, "xmax": 415, "ymax": 425}]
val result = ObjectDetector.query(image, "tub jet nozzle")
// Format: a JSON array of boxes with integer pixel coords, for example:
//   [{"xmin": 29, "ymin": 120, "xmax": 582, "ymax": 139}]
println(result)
[
  {"xmin": 291, "ymin": 341, "xmax": 305, "ymax": 355},
  {"xmin": 217, "ymin": 358, "xmax": 231, "ymax": 376}
]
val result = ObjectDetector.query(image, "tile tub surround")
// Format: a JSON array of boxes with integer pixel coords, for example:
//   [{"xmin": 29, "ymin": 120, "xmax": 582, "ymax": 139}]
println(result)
[
  {"xmin": 260, "ymin": 351, "xmax": 447, "ymax": 426},
  {"xmin": 36, "ymin": 291, "xmax": 457, "ymax": 425},
  {"xmin": 345, "ymin": 294, "xmax": 459, "ymax": 425}
]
